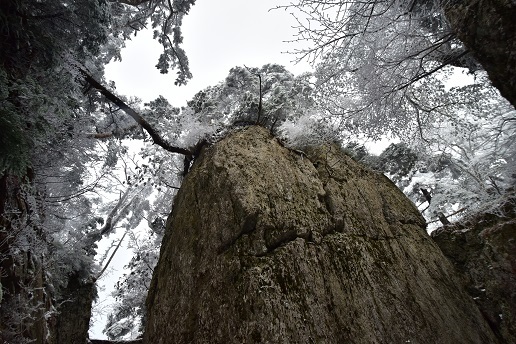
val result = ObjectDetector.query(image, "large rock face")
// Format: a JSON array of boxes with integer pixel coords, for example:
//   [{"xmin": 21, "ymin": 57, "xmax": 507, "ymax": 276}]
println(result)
[
  {"xmin": 432, "ymin": 206, "xmax": 516, "ymax": 343},
  {"xmin": 443, "ymin": 0, "xmax": 516, "ymax": 108},
  {"xmin": 144, "ymin": 126, "xmax": 497, "ymax": 343}
]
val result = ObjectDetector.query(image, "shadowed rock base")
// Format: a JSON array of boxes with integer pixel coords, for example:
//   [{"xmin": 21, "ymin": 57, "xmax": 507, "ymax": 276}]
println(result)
[
  {"xmin": 144, "ymin": 126, "xmax": 498, "ymax": 343},
  {"xmin": 433, "ymin": 205, "xmax": 516, "ymax": 344}
]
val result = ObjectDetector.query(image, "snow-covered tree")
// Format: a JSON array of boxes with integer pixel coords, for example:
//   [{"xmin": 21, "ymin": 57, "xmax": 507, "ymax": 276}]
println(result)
[
  {"xmin": 186, "ymin": 64, "xmax": 315, "ymax": 130},
  {"xmin": 0, "ymin": 0, "xmax": 196, "ymax": 341},
  {"xmin": 281, "ymin": 0, "xmax": 481, "ymax": 137},
  {"xmin": 100, "ymin": 63, "xmax": 325, "ymax": 339},
  {"xmin": 362, "ymin": 77, "xmax": 516, "ymax": 225},
  {"xmin": 280, "ymin": 0, "xmax": 516, "ymax": 221}
]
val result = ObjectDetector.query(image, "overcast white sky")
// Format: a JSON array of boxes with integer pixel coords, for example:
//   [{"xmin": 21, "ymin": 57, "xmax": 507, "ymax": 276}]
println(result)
[
  {"xmin": 106, "ymin": 0, "xmax": 312, "ymax": 106},
  {"xmin": 92, "ymin": 1, "xmax": 312, "ymax": 339}
]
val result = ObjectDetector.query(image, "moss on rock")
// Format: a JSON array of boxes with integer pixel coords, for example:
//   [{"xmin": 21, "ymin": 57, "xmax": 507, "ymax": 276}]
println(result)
[{"xmin": 144, "ymin": 126, "xmax": 498, "ymax": 343}]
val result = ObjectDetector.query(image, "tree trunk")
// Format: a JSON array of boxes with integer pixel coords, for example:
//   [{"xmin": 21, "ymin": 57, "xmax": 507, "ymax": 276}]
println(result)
[
  {"xmin": 55, "ymin": 273, "xmax": 96, "ymax": 344},
  {"xmin": 0, "ymin": 174, "xmax": 56, "ymax": 344}
]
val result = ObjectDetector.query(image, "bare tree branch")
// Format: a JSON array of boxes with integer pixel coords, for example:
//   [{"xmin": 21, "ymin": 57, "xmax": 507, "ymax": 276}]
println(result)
[
  {"xmin": 95, "ymin": 229, "xmax": 129, "ymax": 281},
  {"xmin": 80, "ymin": 69, "xmax": 192, "ymax": 156},
  {"xmin": 99, "ymin": 189, "xmax": 131, "ymax": 236},
  {"xmin": 394, "ymin": 50, "xmax": 470, "ymax": 92},
  {"xmin": 427, "ymin": 207, "xmax": 468, "ymax": 224}
]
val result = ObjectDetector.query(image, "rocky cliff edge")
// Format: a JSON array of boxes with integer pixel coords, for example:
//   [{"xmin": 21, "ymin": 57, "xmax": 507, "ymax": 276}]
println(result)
[{"xmin": 144, "ymin": 126, "xmax": 498, "ymax": 343}]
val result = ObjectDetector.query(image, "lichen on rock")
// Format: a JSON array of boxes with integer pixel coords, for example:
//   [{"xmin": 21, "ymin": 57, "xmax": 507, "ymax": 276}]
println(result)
[{"xmin": 144, "ymin": 126, "xmax": 498, "ymax": 343}]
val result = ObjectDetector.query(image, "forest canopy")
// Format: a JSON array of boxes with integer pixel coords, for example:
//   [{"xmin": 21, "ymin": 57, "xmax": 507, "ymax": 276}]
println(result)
[{"xmin": 0, "ymin": 0, "xmax": 515, "ymax": 342}]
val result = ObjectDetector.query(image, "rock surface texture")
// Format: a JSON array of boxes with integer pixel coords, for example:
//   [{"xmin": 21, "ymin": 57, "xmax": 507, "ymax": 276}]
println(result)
[
  {"xmin": 443, "ymin": 0, "xmax": 516, "ymax": 108},
  {"xmin": 432, "ymin": 205, "xmax": 516, "ymax": 343},
  {"xmin": 144, "ymin": 126, "xmax": 498, "ymax": 343}
]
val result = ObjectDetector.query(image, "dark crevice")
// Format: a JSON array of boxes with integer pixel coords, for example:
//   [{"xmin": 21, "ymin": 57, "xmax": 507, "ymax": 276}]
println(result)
[
  {"xmin": 399, "ymin": 217, "xmax": 426, "ymax": 228},
  {"xmin": 255, "ymin": 229, "xmax": 309, "ymax": 257},
  {"xmin": 320, "ymin": 187, "xmax": 335, "ymax": 216},
  {"xmin": 347, "ymin": 233, "xmax": 400, "ymax": 241},
  {"xmin": 217, "ymin": 211, "xmax": 403, "ymax": 257},
  {"xmin": 253, "ymin": 229, "xmax": 404, "ymax": 258},
  {"xmin": 379, "ymin": 193, "xmax": 426, "ymax": 230},
  {"xmin": 265, "ymin": 228, "xmax": 308, "ymax": 253},
  {"xmin": 217, "ymin": 212, "xmax": 258, "ymax": 254},
  {"xmin": 356, "ymin": 185, "xmax": 377, "ymax": 224}
]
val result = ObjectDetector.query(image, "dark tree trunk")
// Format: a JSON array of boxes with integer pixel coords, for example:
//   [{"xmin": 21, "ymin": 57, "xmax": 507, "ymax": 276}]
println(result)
[
  {"xmin": 55, "ymin": 273, "xmax": 96, "ymax": 344},
  {"xmin": 0, "ymin": 174, "xmax": 57, "ymax": 343}
]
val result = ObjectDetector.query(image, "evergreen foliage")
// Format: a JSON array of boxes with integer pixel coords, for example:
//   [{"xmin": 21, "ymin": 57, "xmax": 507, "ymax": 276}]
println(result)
[{"xmin": 0, "ymin": 0, "xmax": 195, "ymax": 341}]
